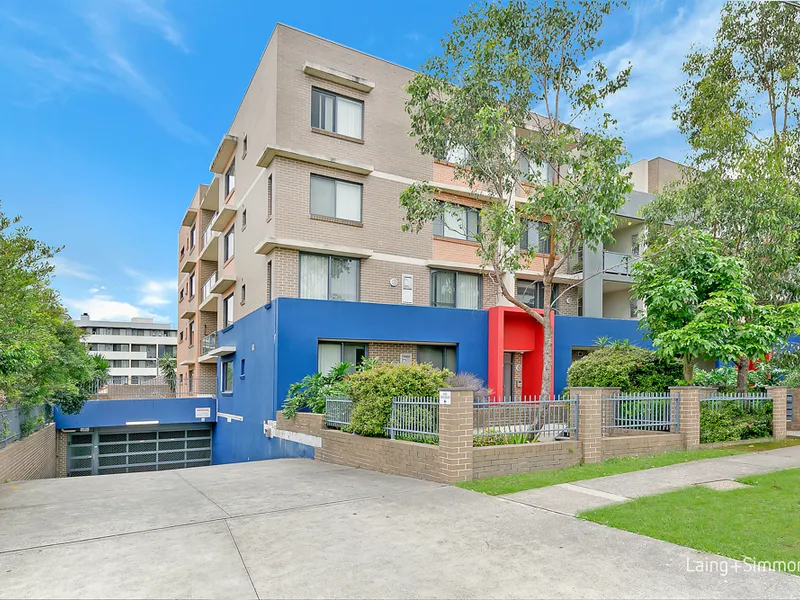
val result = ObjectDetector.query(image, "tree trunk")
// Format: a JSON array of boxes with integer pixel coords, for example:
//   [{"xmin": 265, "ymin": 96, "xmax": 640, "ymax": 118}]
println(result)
[
  {"xmin": 540, "ymin": 278, "xmax": 554, "ymax": 399},
  {"xmin": 736, "ymin": 355, "xmax": 750, "ymax": 393},
  {"xmin": 682, "ymin": 355, "xmax": 694, "ymax": 383}
]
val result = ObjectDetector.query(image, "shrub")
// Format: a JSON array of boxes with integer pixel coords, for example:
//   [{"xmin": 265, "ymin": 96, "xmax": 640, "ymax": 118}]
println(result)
[
  {"xmin": 566, "ymin": 345, "xmax": 682, "ymax": 392},
  {"xmin": 700, "ymin": 401, "xmax": 773, "ymax": 443},
  {"xmin": 282, "ymin": 360, "xmax": 374, "ymax": 418},
  {"xmin": 693, "ymin": 362, "xmax": 788, "ymax": 392},
  {"xmin": 446, "ymin": 372, "xmax": 491, "ymax": 402},
  {"xmin": 692, "ymin": 366, "xmax": 737, "ymax": 391},
  {"xmin": 348, "ymin": 363, "xmax": 450, "ymax": 437}
]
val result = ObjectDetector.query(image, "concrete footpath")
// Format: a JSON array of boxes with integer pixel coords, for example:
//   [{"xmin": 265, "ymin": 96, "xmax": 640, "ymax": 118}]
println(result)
[
  {"xmin": 1, "ymin": 457, "xmax": 799, "ymax": 598},
  {"xmin": 504, "ymin": 444, "xmax": 800, "ymax": 515}
]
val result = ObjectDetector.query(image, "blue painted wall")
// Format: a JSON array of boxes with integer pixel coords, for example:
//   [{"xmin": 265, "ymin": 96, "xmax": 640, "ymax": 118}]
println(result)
[
  {"xmin": 54, "ymin": 396, "xmax": 216, "ymax": 429},
  {"xmin": 553, "ymin": 315, "xmax": 651, "ymax": 393},
  {"xmin": 274, "ymin": 298, "xmax": 489, "ymax": 409}
]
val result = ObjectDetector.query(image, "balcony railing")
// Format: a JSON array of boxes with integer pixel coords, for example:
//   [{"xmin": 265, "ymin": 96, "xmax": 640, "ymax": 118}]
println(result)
[
  {"xmin": 201, "ymin": 332, "xmax": 218, "ymax": 355},
  {"xmin": 87, "ymin": 377, "xmax": 217, "ymax": 399},
  {"xmin": 603, "ymin": 251, "xmax": 640, "ymax": 277},
  {"xmin": 201, "ymin": 273, "xmax": 218, "ymax": 302},
  {"xmin": 202, "ymin": 214, "xmax": 218, "ymax": 249}
]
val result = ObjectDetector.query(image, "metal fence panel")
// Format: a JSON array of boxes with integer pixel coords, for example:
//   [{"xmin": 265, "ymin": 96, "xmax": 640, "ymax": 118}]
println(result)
[
  {"xmin": 601, "ymin": 392, "xmax": 678, "ymax": 434},
  {"xmin": 0, "ymin": 404, "xmax": 51, "ymax": 449},
  {"xmin": 388, "ymin": 397, "xmax": 439, "ymax": 444},
  {"xmin": 325, "ymin": 397, "xmax": 353, "ymax": 429},
  {"xmin": 87, "ymin": 377, "xmax": 217, "ymax": 400},
  {"xmin": 473, "ymin": 395, "xmax": 577, "ymax": 443},
  {"xmin": 701, "ymin": 392, "xmax": 770, "ymax": 412},
  {"xmin": 788, "ymin": 392, "xmax": 794, "ymax": 423}
]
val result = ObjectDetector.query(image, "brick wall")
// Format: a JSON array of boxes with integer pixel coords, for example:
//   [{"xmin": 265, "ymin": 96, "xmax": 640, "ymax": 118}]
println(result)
[
  {"xmin": 368, "ymin": 343, "xmax": 418, "ymax": 364},
  {"xmin": 473, "ymin": 441, "xmax": 580, "ymax": 479},
  {"xmin": 0, "ymin": 424, "xmax": 56, "ymax": 483},
  {"xmin": 601, "ymin": 433, "xmax": 683, "ymax": 461},
  {"xmin": 56, "ymin": 430, "xmax": 68, "ymax": 477},
  {"xmin": 790, "ymin": 388, "xmax": 799, "ymax": 431}
]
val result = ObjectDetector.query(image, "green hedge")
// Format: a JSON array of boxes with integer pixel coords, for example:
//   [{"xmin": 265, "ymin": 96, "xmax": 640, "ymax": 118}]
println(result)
[
  {"xmin": 347, "ymin": 363, "xmax": 449, "ymax": 437},
  {"xmin": 700, "ymin": 401, "xmax": 773, "ymax": 444},
  {"xmin": 566, "ymin": 345, "xmax": 683, "ymax": 392}
]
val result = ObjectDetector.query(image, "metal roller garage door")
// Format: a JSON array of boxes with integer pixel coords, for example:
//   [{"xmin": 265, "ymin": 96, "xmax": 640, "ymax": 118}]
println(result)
[{"xmin": 68, "ymin": 425, "xmax": 212, "ymax": 477}]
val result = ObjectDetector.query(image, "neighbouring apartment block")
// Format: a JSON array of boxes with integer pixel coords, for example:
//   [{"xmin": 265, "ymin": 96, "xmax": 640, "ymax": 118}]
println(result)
[
  {"xmin": 75, "ymin": 314, "xmax": 177, "ymax": 385},
  {"xmin": 169, "ymin": 24, "xmax": 685, "ymax": 464}
]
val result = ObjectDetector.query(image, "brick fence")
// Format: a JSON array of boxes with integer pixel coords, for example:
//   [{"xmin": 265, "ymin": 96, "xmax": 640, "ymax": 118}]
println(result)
[
  {"xmin": 0, "ymin": 424, "xmax": 57, "ymax": 483},
  {"xmin": 790, "ymin": 387, "xmax": 800, "ymax": 431},
  {"xmin": 276, "ymin": 386, "xmax": 790, "ymax": 483}
]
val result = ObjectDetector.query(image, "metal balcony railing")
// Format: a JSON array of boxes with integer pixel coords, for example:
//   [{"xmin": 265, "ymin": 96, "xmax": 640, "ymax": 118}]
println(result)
[
  {"xmin": 603, "ymin": 251, "xmax": 640, "ymax": 276},
  {"xmin": 201, "ymin": 273, "xmax": 217, "ymax": 302},
  {"xmin": 202, "ymin": 214, "xmax": 218, "ymax": 249},
  {"xmin": 201, "ymin": 332, "xmax": 218, "ymax": 356}
]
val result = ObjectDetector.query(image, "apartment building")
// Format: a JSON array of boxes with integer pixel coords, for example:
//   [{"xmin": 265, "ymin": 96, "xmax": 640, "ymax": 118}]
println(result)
[{"xmin": 74, "ymin": 314, "xmax": 177, "ymax": 384}]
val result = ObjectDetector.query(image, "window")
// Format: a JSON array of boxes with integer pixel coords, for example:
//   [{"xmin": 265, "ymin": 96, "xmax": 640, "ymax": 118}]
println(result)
[
  {"xmin": 189, "ymin": 273, "xmax": 196, "ymax": 298},
  {"xmin": 224, "ymin": 228, "xmax": 235, "ymax": 261},
  {"xmin": 267, "ymin": 175, "xmax": 273, "ymax": 220},
  {"xmin": 131, "ymin": 360, "xmax": 157, "ymax": 368},
  {"xmin": 179, "ymin": 331, "xmax": 184, "ymax": 342},
  {"xmin": 240, "ymin": 359, "xmax": 246, "ymax": 378},
  {"xmin": 241, "ymin": 209, "xmax": 247, "ymax": 231},
  {"xmin": 221, "ymin": 361, "xmax": 233, "ymax": 393},
  {"xmin": 242, "ymin": 135, "xmax": 248, "ymax": 158},
  {"xmin": 111, "ymin": 376, "xmax": 128, "ymax": 385},
  {"xmin": 223, "ymin": 293, "xmax": 234, "ymax": 327},
  {"xmin": 418, "ymin": 346, "xmax": 456, "ymax": 371},
  {"xmin": 189, "ymin": 225, "xmax": 196, "ymax": 249},
  {"xmin": 430, "ymin": 270, "xmax": 481, "ymax": 309},
  {"xmin": 317, "ymin": 342, "xmax": 367, "ymax": 375},
  {"xmin": 109, "ymin": 360, "xmax": 128, "ymax": 368},
  {"xmin": 442, "ymin": 145, "xmax": 469, "ymax": 166},
  {"xmin": 310, "ymin": 174, "xmax": 362, "ymax": 222},
  {"xmin": 519, "ymin": 154, "xmax": 553, "ymax": 185},
  {"xmin": 189, "ymin": 321, "xmax": 195, "ymax": 346},
  {"xmin": 520, "ymin": 221, "xmax": 551, "ymax": 254},
  {"xmin": 433, "ymin": 203, "xmax": 479, "ymax": 241},
  {"xmin": 516, "ymin": 280, "xmax": 559, "ymax": 311},
  {"xmin": 188, "ymin": 371, "xmax": 195, "ymax": 392},
  {"xmin": 240, "ymin": 284, "xmax": 246, "ymax": 305},
  {"xmin": 311, "ymin": 87, "xmax": 363, "ymax": 139},
  {"xmin": 266, "ymin": 260, "xmax": 273, "ymax": 302},
  {"xmin": 631, "ymin": 234, "xmax": 640, "ymax": 257},
  {"xmin": 225, "ymin": 159, "xmax": 236, "ymax": 196},
  {"xmin": 299, "ymin": 253, "xmax": 359, "ymax": 301},
  {"xmin": 629, "ymin": 297, "xmax": 638, "ymax": 319}
]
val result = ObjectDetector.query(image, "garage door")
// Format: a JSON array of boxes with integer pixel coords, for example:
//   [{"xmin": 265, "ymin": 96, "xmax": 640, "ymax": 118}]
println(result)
[{"xmin": 67, "ymin": 425, "xmax": 212, "ymax": 477}]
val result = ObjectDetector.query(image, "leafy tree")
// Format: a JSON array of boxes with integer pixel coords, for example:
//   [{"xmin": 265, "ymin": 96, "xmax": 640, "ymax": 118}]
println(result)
[
  {"xmin": 158, "ymin": 354, "xmax": 177, "ymax": 392},
  {"xmin": 400, "ymin": 0, "xmax": 632, "ymax": 398},
  {"xmin": 643, "ymin": 0, "xmax": 800, "ymax": 389},
  {"xmin": 631, "ymin": 230, "xmax": 800, "ymax": 383},
  {"xmin": 0, "ymin": 202, "xmax": 102, "ymax": 413}
]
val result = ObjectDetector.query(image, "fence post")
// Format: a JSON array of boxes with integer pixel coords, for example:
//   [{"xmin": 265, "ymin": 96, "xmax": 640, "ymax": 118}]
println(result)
[
  {"xmin": 670, "ymin": 387, "xmax": 713, "ymax": 450},
  {"xmin": 572, "ymin": 387, "xmax": 618, "ymax": 464},
  {"xmin": 766, "ymin": 386, "xmax": 788, "ymax": 441},
  {"xmin": 437, "ymin": 388, "xmax": 474, "ymax": 483},
  {"xmin": 790, "ymin": 388, "xmax": 800, "ymax": 431}
]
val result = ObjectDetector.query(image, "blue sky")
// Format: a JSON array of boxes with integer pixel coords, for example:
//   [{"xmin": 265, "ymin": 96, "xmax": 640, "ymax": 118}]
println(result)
[{"xmin": 0, "ymin": 0, "xmax": 723, "ymax": 326}]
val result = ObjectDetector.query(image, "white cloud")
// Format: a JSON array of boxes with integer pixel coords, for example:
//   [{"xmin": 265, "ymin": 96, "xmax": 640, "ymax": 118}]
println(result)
[
  {"xmin": 595, "ymin": 0, "xmax": 723, "ymax": 158},
  {"xmin": 88, "ymin": 285, "xmax": 106, "ymax": 294},
  {"xmin": 52, "ymin": 257, "xmax": 96, "ymax": 281},
  {"xmin": 139, "ymin": 278, "xmax": 176, "ymax": 307},
  {"xmin": 0, "ymin": 0, "xmax": 204, "ymax": 143},
  {"xmin": 65, "ymin": 293, "xmax": 168, "ymax": 323}
]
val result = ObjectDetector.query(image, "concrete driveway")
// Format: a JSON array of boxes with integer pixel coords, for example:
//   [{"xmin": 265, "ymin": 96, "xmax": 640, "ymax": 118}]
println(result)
[{"xmin": 0, "ymin": 459, "xmax": 797, "ymax": 599}]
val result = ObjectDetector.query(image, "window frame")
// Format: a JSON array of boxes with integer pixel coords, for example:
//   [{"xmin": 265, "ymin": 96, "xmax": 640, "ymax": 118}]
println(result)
[
  {"xmin": 516, "ymin": 279, "xmax": 559, "ymax": 312},
  {"xmin": 309, "ymin": 173, "xmax": 363, "ymax": 223},
  {"xmin": 223, "ymin": 293, "xmax": 235, "ymax": 328},
  {"xmin": 520, "ymin": 220, "xmax": 551, "ymax": 254},
  {"xmin": 224, "ymin": 227, "xmax": 235, "ymax": 262},
  {"xmin": 225, "ymin": 159, "xmax": 236, "ymax": 197},
  {"xmin": 299, "ymin": 252, "xmax": 361, "ymax": 302},
  {"xmin": 221, "ymin": 360, "xmax": 234, "ymax": 393},
  {"xmin": 433, "ymin": 202, "xmax": 480, "ymax": 242},
  {"xmin": 310, "ymin": 87, "xmax": 365, "ymax": 140},
  {"xmin": 429, "ymin": 269, "xmax": 482, "ymax": 309},
  {"xmin": 267, "ymin": 174, "xmax": 273, "ymax": 220},
  {"xmin": 241, "ymin": 209, "xmax": 247, "ymax": 231},
  {"xmin": 188, "ymin": 321, "xmax": 195, "ymax": 346},
  {"xmin": 417, "ymin": 345, "xmax": 457, "ymax": 371},
  {"xmin": 317, "ymin": 341, "xmax": 368, "ymax": 374}
]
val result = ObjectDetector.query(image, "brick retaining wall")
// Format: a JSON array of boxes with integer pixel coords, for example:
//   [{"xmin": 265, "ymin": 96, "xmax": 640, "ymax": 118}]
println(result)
[
  {"xmin": 0, "ymin": 424, "xmax": 56, "ymax": 483},
  {"xmin": 473, "ymin": 441, "xmax": 580, "ymax": 479},
  {"xmin": 602, "ymin": 433, "xmax": 683, "ymax": 460}
]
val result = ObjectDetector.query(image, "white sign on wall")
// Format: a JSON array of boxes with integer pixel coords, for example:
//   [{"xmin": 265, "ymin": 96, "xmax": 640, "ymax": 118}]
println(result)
[
  {"xmin": 439, "ymin": 390, "xmax": 452, "ymax": 405},
  {"xmin": 401, "ymin": 274, "xmax": 413, "ymax": 304},
  {"xmin": 195, "ymin": 407, "xmax": 211, "ymax": 419}
]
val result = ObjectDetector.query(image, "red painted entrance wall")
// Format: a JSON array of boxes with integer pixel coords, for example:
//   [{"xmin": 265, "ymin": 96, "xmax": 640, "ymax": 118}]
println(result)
[{"xmin": 487, "ymin": 306, "xmax": 553, "ymax": 399}]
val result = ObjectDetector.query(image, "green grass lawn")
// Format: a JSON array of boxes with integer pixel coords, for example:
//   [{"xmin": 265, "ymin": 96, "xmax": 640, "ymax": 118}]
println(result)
[
  {"xmin": 580, "ymin": 468, "xmax": 800, "ymax": 575},
  {"xmin": 457, "ymin": 438, "xmax": 800, "ymax": 496}
]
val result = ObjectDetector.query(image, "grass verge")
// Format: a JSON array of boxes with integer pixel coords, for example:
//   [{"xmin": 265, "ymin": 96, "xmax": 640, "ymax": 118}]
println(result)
[
  {"xmin": 456, "ymin": 438, "xmax": 800, "ymax": 496},
  {"xmin": 579, "ymin": 468, "xmax": 800, "ymax": 575}
]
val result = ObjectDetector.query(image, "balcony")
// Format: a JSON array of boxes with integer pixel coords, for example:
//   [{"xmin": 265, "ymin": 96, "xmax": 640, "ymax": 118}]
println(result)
[
  {"xmin": 200, "ymin": 177, "xmax": 220, "ymax": 211},
  {"xmin": 198, "ymin": 331, "xmax": 235, "ymax": 363},
  {"xmin": 603, "ymin": 251, "xmax": 640, "ymax": 278},
  {"xmin": 182, "ymin": 206, "xmax": 198, "ymax": 227},
  {"xmin": 210, "ymin": 272, "xmax": 236, "ymax": 294},
  {"xmin": 210, "ymin": 203, "xmax": 236, "ymax": 233},
  {"xmin": 199, "ymin": 273, "xmax": 219, "ymax": 312},
  {"xmin": 200, "ymin": 218, "xmax": 220, "ymax": 261}
]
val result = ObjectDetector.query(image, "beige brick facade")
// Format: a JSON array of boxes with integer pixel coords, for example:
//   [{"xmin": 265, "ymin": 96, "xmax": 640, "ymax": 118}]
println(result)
[
  {"xmin": 0, "ymin": 424, "xmax": 56, "ymax": 483},
  {"xmin": 767, "ymin": 387, "xmax": 788, "ymax": 440},
  {"xmin": 367, "ymin": 343, "xmax": 418, "ymax": 364}
]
